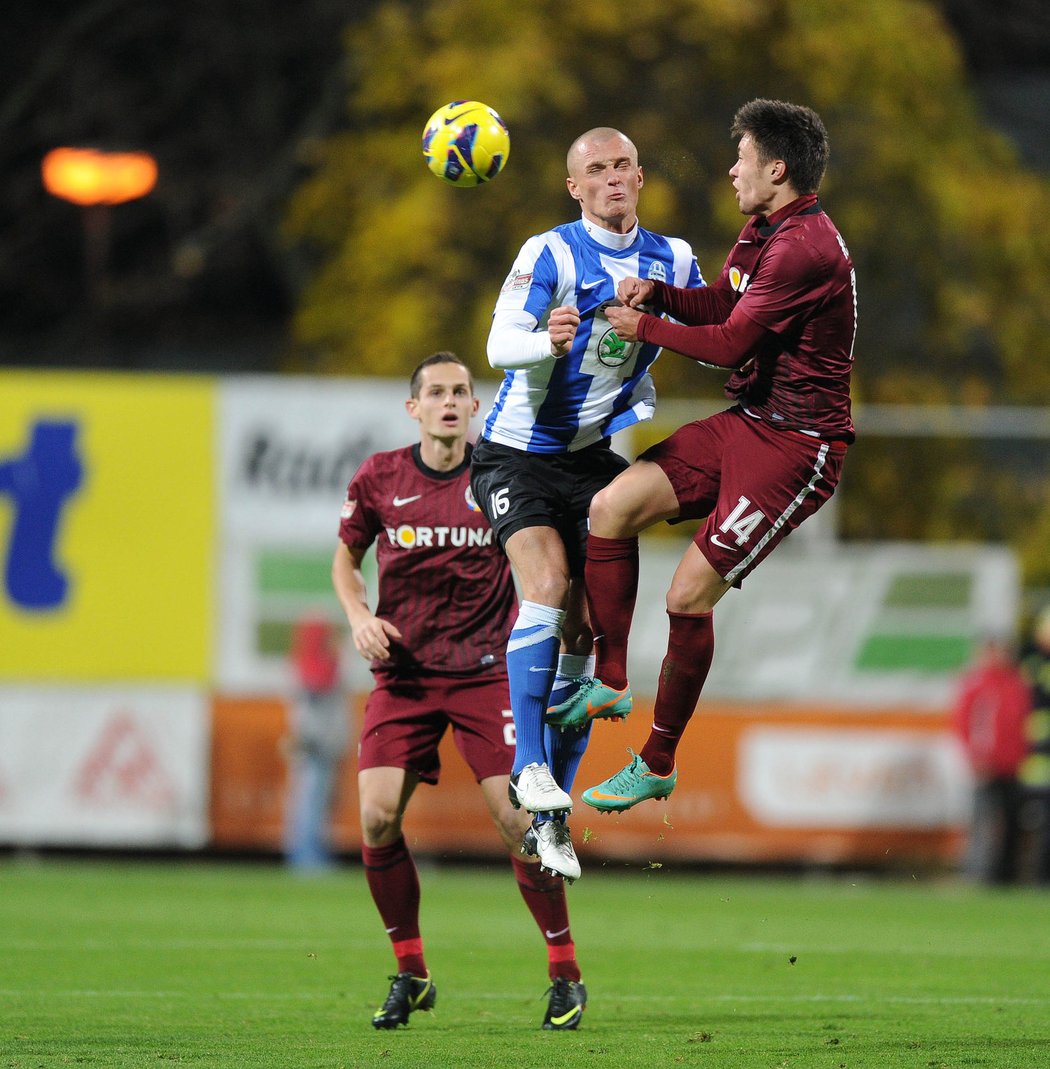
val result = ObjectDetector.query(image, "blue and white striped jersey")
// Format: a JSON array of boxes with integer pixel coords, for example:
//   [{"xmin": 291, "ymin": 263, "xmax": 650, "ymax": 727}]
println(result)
[{"xmin": 481, "ymin": 216, "xmax": 704, "ymax": 453}]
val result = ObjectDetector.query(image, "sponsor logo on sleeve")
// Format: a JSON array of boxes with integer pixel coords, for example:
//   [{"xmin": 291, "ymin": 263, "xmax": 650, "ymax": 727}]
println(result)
[{"xmin": 501, "ymin": 270, "xmax": 533, "ymax": 293}]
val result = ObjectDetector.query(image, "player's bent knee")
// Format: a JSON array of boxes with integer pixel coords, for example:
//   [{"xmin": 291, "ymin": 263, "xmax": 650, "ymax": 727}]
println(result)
[
  {"xmin": 587, "ymin": 484, "xmax": 623, "ymax": 535},
  {"xmin": 666, "ymin": 562, "xmax": 729, "ymax": 615},
  {"xmin": 590, "ymin": 475, "xmax": 657, "ymax": 538},
  {"xmin": 358, "ymin": 800, "xmax": 403, "ymax": 846}
]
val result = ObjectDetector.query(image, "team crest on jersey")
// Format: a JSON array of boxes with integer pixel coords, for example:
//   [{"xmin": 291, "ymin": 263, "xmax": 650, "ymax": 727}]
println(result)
[
  {"xmin": 340, "ymin": 498, "xmax": 356, "ymax": 520},
  {"xmin": 464, "ymin": 485, "xmax": 481, "ymax": 512},
  {"xmin": 501, "ymin": 270, "xmax": 532, "ymax": 294},
  {"xmin": 596, "ymin": 326, "xmax": 630, "ymax": 367},
  {"xmin": 647, "ymin": 261, "xmax": 667, "ymax": 283},
  {"xmin": 729, "ymin": 265, "xmax": 750, "ymax": 293}
]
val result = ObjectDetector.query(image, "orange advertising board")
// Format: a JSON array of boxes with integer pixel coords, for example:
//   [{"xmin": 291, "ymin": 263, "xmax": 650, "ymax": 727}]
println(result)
[{"xmin": 209, "ymin": 695, "xmax": 965, "ymax": 868}]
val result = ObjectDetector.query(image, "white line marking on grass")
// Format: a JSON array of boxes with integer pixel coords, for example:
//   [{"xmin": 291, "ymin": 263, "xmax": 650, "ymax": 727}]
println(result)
[
  {"xmin": 6, "ymin": 939, "xmax": 377, "ymax": 951},
  {"xmin": 2, "ymin": 990, "xmax": 1047, "ymax": 1007},
  {"xmin": 0, "ymin": 990, "xmax": 340, "ymax": 1000},
  {"xmin": 739, "ymin": 941, "xmax": 1049, "ymax": 960}
]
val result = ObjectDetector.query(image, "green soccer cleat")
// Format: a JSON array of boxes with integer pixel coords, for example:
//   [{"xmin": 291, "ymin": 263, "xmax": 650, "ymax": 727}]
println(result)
[
  {"xmin": 542, "ymin": 977, "xmax": 587, "ymax": 1030},
  {"xmin": 545, "ymin": 677, "xmax": 632, "ymax": 729},
  {"xmin": 582, "ymin": 751, "xmax": 677, "ymax": 812},
  {"xmin": 371, "ymin": 971, "xmax": 437, "ymax": 1029}
]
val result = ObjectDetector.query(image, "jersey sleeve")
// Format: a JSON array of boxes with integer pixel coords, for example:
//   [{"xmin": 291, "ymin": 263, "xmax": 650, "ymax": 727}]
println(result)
[
  {"xmin": 637, "ymin": 305, "xmax": 767, "ymax": 369},
  {"xmin": 487, "ymin": 236, "xmax": 561, "ymax": 370},
  {"xmin": 338, "ymin": 456, "xmax": 382, "ymax": 549},
  {"xmin": 667, "ymin": 236, "xmax": 705, "ymax": 290},
  {"xmin": 734, "ymin": 235, "xmax": 827, "ymax": 335}
]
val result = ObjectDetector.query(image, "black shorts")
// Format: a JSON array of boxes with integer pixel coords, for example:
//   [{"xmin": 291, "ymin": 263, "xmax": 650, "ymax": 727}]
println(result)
[{"xmin": 469, "ymin": 438, "xmax": 628, "ymax": 576}]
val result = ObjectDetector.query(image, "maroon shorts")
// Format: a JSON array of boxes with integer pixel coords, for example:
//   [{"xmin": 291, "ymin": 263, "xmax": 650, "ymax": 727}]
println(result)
[
  {"xmin": 357, "ymin": 669, "xmax": 513, "ymax": 785},
  {"xmin": 641, "ymin": 407, "xmax": 847, "ymax": 584}
]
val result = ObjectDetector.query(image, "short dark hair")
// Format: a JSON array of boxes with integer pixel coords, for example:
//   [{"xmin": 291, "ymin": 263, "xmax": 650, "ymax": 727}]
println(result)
[
  {"xmin": 409, "ymin": 351, "xmax": 473, "ymax": 398},
  {"xmin": 731, "ymin": 98, "xmax": 830, "ymax": 195}
]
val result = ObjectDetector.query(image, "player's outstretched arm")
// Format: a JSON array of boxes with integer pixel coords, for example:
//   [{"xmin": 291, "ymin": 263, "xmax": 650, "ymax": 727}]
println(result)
[{"xmin": 331, "ymin": 544, "xmax": 402, "ymax": 662}]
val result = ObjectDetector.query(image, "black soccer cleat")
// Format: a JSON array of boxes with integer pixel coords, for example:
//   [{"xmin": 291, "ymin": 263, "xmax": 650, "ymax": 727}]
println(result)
[
  {"xmin": 371, "ymin": 971, "xmax": 437, "ymax": 1029},
  {"xmin": 542, "ymin": 976, "xmax": 587, "ymax": 1030}
]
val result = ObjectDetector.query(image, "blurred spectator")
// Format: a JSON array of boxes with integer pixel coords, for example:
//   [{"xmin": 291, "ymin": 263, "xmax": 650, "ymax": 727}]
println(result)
[
  {"xmin": 283, "ymin": 614, "xmax": 350, "ymax": 871},
  {"xmin": 951, "ymin": 635, "xmax": 1031, "ymax": 884},
  {"xmin": 1020, "ymin": 607, "xmax": 1050, "ymax": 884}
]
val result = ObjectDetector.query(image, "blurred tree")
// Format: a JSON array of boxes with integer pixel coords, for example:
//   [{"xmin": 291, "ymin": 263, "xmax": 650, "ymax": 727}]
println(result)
[
  {"xmin": 282, "ymin": 0, "xmax": 1050, "ymax": 590},
  {"xmin": 284, "ymin": 0, "xmax": 1050, "ymax": 409}
]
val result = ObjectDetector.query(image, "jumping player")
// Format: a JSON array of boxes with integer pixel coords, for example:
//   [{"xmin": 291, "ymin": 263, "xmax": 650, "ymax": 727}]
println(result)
[
  {"xmin": 469, "ymin": 128, "xmax": 704, "ymax": 879},
  {"xmin": 582, "ymin": 99, "xmax": 857, "ymax": 811},
  {"xmin": 334, "ymin": 352, "xmax": 587, "ymax": 1030}
]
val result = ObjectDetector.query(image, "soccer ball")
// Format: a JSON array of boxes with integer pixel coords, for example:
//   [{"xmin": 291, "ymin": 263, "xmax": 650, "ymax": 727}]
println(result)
[{"xmin": 421, "ymin": 100, "xmax": 510, "ymax": 187}]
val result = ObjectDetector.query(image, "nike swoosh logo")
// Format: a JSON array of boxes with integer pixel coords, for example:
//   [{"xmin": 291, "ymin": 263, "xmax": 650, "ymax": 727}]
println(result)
[
  {"xmin": 585, "ymin": 695, "xmax": 625, "ymax": 718},
  {"xmin": 549, "ymin": 1006, "xmax": 583, "ymax": 1026},
  {"xmin": 385, "ymin": 926, "xmax": 398, "ymax": 934},
  {"xmin": 580, "ymin": 279, "xmax": 603, "ymax": 289},
  {"xmin": 393, "ymin": 495, "xmax": 422, "ymax": 506},
  {"xmin": 709, "ymin": 532, "xmax": 736, "ymax": 550},
  {"xmin": 529, "ymin": 666, "xmax": 556, "ymax": 673},
  {"xmin": 544, "ymin": 926, "xmax": 570, "ymax": 940}
]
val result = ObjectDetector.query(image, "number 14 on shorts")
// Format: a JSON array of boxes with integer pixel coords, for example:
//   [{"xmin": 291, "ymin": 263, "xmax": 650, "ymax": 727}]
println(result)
[{"xmin": 714, "ymin": 495, "xmax": 764, "ymax": 548}]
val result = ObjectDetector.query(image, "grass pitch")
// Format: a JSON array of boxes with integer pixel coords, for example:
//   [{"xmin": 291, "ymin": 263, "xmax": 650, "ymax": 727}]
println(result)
[{"xmin": 3, "ymin": 855, "xmax": 1048, "ymax": 1068}]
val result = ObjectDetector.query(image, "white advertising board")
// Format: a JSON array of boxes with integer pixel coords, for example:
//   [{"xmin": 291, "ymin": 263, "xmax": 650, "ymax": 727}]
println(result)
[
  {"xmin": 0, "ymin": 687, "xmax": 209, "ymax": 847},
  {"xmin": 217, "ymin": 377, "xmax": 436, "ymax": 691},
  {"xmin": 738, "ymin": 726, "xmax": 972, "ymax": 828}
]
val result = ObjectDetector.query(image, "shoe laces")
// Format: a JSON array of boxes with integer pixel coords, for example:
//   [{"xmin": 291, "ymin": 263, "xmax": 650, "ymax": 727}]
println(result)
[
  {"xmin": 527, "ymin": 763, "xmax": 564, "ymax": 796},
  {"xmin": 605, "ymin": 750, "xmax": 646, "ymax": 790},
  {"xmin": 549, "ymin": 820, "xmax": 573, "ymax": 848},
  {"xmin": 537, "ymin": 817, "xmax": 573, "ymax": 846},
  {"xmin": 545, "ymin": 976, "xmax": 580, "ymax": 1012},
  {"xmin": 554, "ymin": 674, "xmax": 590, "ymax": 695},
  {"xmin": 380, "ymin": 972, "xmax": 413, "ymax": 1011}
]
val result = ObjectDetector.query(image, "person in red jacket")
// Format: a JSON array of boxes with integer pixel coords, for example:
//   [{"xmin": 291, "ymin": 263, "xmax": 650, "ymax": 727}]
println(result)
[
  {"xmin": 951, "ymin": 636, "xmax": 1032, "ymax": 884},
  {"xmin": 283, "ymin": 614, "xmax": 348, "ymax": 871}
]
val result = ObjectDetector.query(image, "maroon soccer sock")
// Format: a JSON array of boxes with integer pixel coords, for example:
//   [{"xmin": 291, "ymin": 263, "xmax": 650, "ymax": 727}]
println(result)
[
  {"xmin": 362, "ymin": 837, "xmax": 427, "ymax": 976},
  {"xmin": 640, "ymin": 611, "xmax": 714, "ymax": 776},
  {"xmin": 585, "ymin": 534, "xmax": 639, "ymax": 689},
  {"xmin": 510, "ymin": 856, "xmax": 581, "ymax": 982}
]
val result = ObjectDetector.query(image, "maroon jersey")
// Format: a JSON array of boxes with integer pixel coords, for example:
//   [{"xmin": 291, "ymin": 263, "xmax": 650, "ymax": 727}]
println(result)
[
  {"xmin": 338, "ymin": 443, "xmax": 516, "ymax": 675},
  {"xmin": 643, "ymin": 195, "xmax": 856, "ymax": 442}
]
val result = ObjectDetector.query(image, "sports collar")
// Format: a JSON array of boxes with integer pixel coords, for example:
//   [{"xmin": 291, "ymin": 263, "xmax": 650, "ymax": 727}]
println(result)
[
  {"xmin": 580, "ymin": 214, "xmax": 639, "ymax": 251},
  {"xmin": 755, "ymin": 194, "xmax": 821, "ymax": 237}
]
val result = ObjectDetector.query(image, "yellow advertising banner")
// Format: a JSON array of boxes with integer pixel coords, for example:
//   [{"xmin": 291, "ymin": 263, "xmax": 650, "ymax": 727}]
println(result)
[{"xmin": 0, "ymin": 371, "xmax": 214, "ymax": 680}]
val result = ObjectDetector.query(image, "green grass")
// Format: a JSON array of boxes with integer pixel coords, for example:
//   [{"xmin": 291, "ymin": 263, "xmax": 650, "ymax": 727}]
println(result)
[{"xmin": 3, "ymin": 857, "xmax": 1049, "ymax": 1068}]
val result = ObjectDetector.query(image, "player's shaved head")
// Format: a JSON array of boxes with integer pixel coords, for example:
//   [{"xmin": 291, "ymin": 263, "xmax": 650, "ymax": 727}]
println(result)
[{"xmin": 567, "ymin": 128, "xmax": 637, "ymax": 176}]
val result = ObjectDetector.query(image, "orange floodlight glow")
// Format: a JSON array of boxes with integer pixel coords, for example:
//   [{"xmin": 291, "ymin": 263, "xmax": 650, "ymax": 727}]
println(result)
[{"xmin": 42, "ymin": 147, "xmax": 158, "ymax": 206}]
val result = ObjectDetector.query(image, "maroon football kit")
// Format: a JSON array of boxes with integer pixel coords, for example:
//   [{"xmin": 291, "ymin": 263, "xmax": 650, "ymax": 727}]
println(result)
[
  {"xmin": 640, "ymin": 193, "xmax": 856, "ymax": 442},
  {"xmin": 339, "ymin": 442, "xmax": 517, "ymax": 783},
  {"xmin": 634, "ymin": 194, "xmax": 855, "ymax": 581}
]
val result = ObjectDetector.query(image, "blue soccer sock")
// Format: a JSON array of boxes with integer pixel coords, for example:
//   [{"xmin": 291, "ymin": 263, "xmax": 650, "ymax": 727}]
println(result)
[
  {"xmin": 541, "ymin": 653, "xmax": 594, "ymax": 815},
  {"xmin": 507, "ymin": 600, "xmax": 565, "ymax": 774},
  {"xmin": 545, "ymin": 719, "xmax": 593, "ymax": 798}
]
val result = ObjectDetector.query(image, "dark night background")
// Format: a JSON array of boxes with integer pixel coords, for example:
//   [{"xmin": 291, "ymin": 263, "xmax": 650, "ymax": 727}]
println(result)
[{"xmin": 1, "ymin": 0, "xmax": 1048, "ymax": 374}]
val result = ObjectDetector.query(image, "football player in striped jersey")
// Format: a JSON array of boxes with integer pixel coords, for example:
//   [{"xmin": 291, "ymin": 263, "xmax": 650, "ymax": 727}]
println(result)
[{"xmin": 469, "ymin": 129, "xmax": 705, "ymax": 879}]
